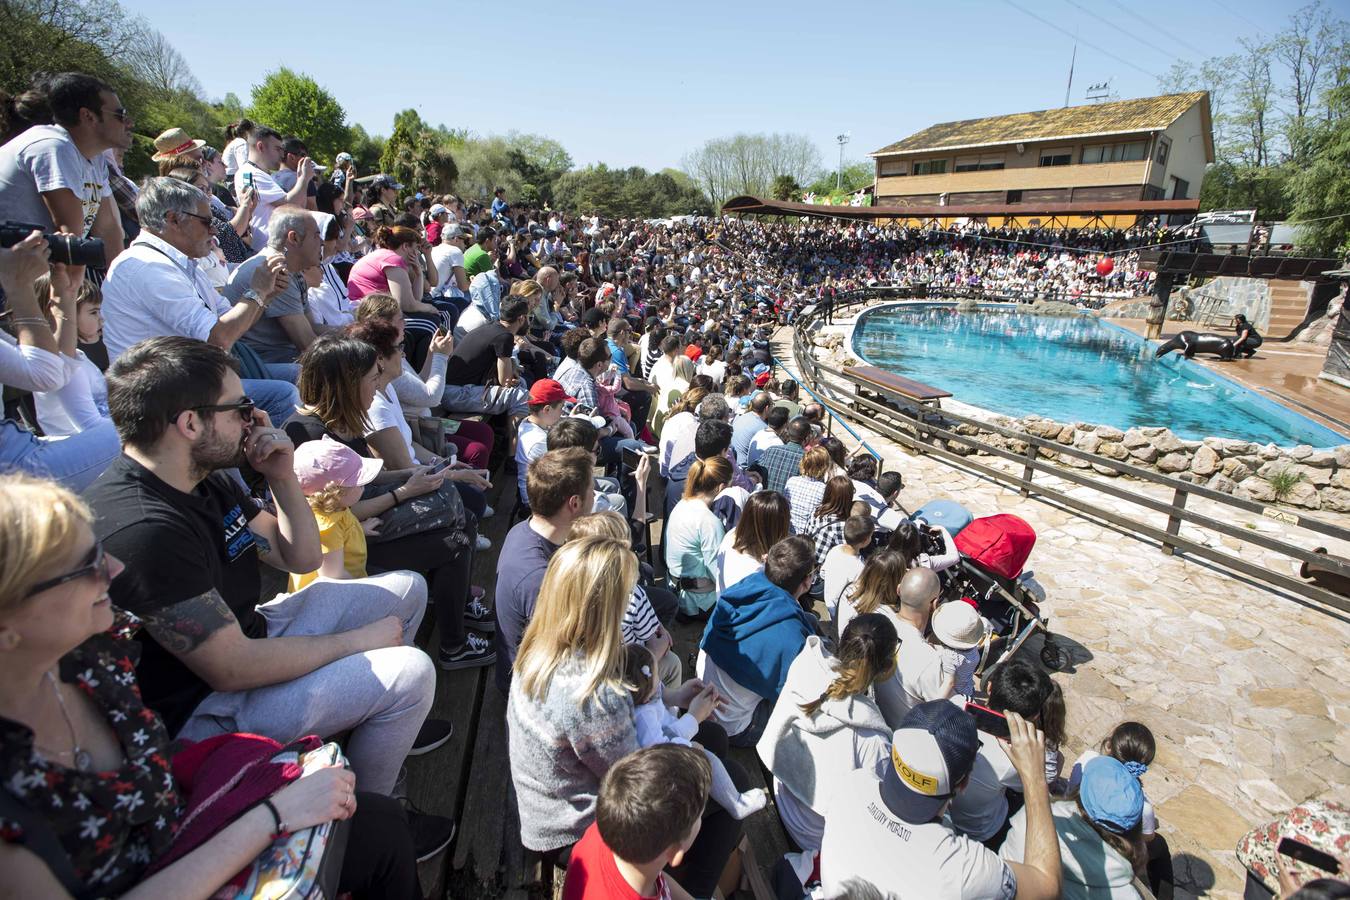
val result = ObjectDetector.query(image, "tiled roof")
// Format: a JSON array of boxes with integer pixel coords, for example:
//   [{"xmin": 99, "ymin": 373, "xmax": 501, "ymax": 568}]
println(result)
[{"xmin": 871, "ymin": 92, "xmax": 1208, "ymax": 156}]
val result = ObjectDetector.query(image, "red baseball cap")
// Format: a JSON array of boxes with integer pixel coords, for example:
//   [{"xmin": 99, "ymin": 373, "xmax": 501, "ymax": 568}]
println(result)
[{"xmin": 529, "ymin": 378, "xmax": 575, "ymax": 405}]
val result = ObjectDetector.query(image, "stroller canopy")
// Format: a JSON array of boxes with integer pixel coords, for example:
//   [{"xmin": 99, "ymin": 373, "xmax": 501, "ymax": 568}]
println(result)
[{"xmin": 954, "ymin": 514, "xmax": 1037, "ymax": 580}]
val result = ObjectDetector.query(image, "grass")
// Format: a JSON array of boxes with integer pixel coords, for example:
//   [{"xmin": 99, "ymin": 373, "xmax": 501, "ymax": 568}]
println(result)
[{"xmin": 1267, "ymin": 467, "xmax": 1306, "ymax": 500}]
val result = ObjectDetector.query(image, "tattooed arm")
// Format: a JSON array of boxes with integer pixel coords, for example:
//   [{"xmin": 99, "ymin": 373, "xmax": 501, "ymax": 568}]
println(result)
[{"xmin": 140, "ymin": 588, "xmax": 402, "ymax": 691}]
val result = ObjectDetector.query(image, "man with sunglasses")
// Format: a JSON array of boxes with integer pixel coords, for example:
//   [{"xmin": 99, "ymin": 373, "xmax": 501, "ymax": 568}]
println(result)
[
  {"xmin": 85, "ymin": 335, "xmax": 456, "ymax": 856},
  {"xmin": 0, "ymin": 71, "xmax": 127, "ymax": 269}
]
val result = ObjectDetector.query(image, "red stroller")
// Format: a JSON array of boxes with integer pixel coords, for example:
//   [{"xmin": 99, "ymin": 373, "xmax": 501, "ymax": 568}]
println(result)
[{"xmin": 946, "ymin": 513, "xmax": 1066, "ymax": 674}]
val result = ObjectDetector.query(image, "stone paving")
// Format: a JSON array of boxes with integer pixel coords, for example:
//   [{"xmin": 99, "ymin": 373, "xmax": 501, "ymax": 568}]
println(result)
[{"xmin": 775, "ymin": 321, "xmax": 1350, "ymax": 899}]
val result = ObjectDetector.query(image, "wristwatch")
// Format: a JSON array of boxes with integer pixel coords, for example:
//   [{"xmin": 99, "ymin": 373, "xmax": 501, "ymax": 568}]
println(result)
[{"xmin": 241, "ymin": 288, "xmax": 268, "ymax": 311}]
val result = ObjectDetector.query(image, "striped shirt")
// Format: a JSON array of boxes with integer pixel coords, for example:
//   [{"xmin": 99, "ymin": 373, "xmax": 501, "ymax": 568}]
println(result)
[{"xmin": 621, "ymin": 584, "xmax": 661, "ymax": 645}]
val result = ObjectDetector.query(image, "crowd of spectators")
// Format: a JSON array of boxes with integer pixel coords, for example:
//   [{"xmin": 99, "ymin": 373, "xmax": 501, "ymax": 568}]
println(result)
[{"xmin": 1, "ymin": 70, "xmax": 1343, "ymax": 900}]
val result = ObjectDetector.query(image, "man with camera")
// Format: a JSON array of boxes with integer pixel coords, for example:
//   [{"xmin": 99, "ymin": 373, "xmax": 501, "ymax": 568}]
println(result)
[
  {"xmin": 101, "ymin": 178, "xmax": 300, "ymax": 425},
  {"xmin": 0, "ymin": 72, "xmax": 127, "ymax": 271},
  {"xmin": 234, "ymin": 125, "xmax": 314, "ymax": 248}
]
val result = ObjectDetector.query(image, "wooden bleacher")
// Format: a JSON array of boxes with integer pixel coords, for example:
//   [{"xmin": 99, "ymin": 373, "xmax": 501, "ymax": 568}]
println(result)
[
  {"xmin": 403, "ymin": 471, "xmax": 795, "ymax": 899},
  {"xmin": 841, "ymin": 365, "xmax": 951, "ymax": 414}
]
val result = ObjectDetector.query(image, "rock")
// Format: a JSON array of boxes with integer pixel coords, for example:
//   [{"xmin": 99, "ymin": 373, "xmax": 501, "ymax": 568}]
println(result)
[
  {"xmin": 1061, "ymin": 453, "xmax": 1093, "ymax": 469},
  {"xmin": 1293, "ymin": 464, "xmax": 1332, "ymax": 487},
  {"xmin": 1257, "ymin": 460, "xmax": 1294, "ymax": 480},
  {"xmin": 1284, "ymin": 481, "xmax": 1322, "ymax": 509},
  {"xmin": 1123, "ymin": 428, "xmax": 1150, "ymax": 449},
  {"xmin": 1302, "ymin": 450, "xmax": 1335, "ymax": 468},
  {"xmin": 1335, "ymin": 446, "xmax": 1350, "ymax": 468},
  {"xmin": 1287, "ymin": 444, "xmax": 1314, "ymax": 461},
  {"xmin": 1056, "ymin": 425, "xmax": 1075, "ymax": 445},
  {"xmin": 955, "ymin": 423, "xmax": 982, "ymax": 436},
  {"xmin": 1207, "ymin": 473, "xmax": 1237, "ymax": 494},
  {"xmin": 1190, "ymin": 445, "xmax": 1221, "ymax": 476},
  {"xmin": 1221, "ymin": 458, "xmax": 1253, "ymax": 481},
  {"xmin": 1007, "ymin": 439, "xmax": 1029, "ymax": 455},
  {"xmin": 1156, "ymin": 452, "xmax": 1191, "ymax": 473},
  {"xmin": 1074, "ymin": 422, "xmax": 1096, "ymax": 432},
  {"xmin": 1140, "ymin": 426, "xmax": 1168, "ymax": 437},
  {"xmin": 1074, "ymin": 432, "xmax": 1102, "ymax": 453},
  {"xmin": 1098, "ymin": 441, "xmax": 1129, "ymax": 461},
  {"xmin": 1157, "ymin": 786, "xmax": 1254, "ymax": 852},
  {"xmin": 1152, "ymin": 430, "xmax": 1184, "ymax": 453},
  {"xmin": 1129, "ymin": 444, "xmax": 1160, "ymax": 464},
  {"xmin": 1333, "ymin": 469, "xmax": 1350, "ymax": 490},
  {"xmin": 1258, "ymin": 443, "xmax": 1283, "ymax": 460},
  {"xmin": 1250, "ymin": 688, "xmax": 1328, "ymax": 718},
  {"xmin": 1237, "ymin": 477, "xmax": 1276, "ymax": 502},
  {"xmin": 1180, "ymin": 439, "xmax": 1203, "ymax": 452},
  {"xmin": 1091, "ymin": 463, "xmax": 1121, "ymax": 476},
  {"xmin": 1322, "ymin": 488, "xmax": 1350, "ymax": 513},
  {"xmin": 1095, "ymin": 426, "xmax": 1124, "ymax": 441}
]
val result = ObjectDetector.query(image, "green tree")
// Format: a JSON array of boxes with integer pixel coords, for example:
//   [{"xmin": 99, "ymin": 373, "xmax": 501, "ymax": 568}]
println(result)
[
  {"xmin": 770, "ymin": 175, "xmax": 800, "ymax": 201},
  {"xmin": 1288, "ymin": 72, "xmax": 1350, "ymax": 257},
  {"xmin": 249, "ymin": 68, "xmax": 350, "ymax": 164},
  {"xmin": 380, "ymin": 117, "xmax": 456, "ymax": 194},
  {"xmin": 554, "ymin": 165, "xmax": 712, "ymax": 218}
]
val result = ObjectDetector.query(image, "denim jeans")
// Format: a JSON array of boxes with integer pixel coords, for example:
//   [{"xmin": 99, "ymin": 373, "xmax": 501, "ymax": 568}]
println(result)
[
  {"xmin": 242, "ymin": 376, "xmax": 300, "ymax": 426},
  {"xmin": 0, "ymin": 417, "xmax": 121, "ymax": 491}
]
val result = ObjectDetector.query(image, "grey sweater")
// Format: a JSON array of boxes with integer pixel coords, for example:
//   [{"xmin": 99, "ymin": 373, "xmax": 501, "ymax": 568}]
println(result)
[{"xmin": 507, "ymin": 653, "xmax": 638, "ymax": 851}]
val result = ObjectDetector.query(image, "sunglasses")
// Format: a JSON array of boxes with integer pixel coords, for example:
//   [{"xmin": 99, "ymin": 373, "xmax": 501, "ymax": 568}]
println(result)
[
  {"xmin": 177, "ymin": 210, "xmax": 213, "ymax": 227},
  {"xmin": 25, "ymin": 542, "xmax": 114, "ymax": 598},
  {"xmin": 190, "ymin": 397, "xmax": 255, "ymax": 422},
  {"xmin": 105, "ymin": 107, "xmax": 133, "ymax": 122}
]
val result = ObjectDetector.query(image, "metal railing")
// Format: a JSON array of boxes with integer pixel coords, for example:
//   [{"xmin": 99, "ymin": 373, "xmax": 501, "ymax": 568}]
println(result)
[{"xmin": 781, "ymin": 288, "xmax": 1350, "ymax": 617}]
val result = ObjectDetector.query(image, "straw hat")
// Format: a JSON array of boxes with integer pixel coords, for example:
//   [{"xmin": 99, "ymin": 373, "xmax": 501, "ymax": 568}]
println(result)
[
  {"xmin": 152, "ymin": 127, "xmax": 206, "ymax": 161},
  {"xmin": 931, "ymin": 600, "xmax": 987, "ymax": 650}
]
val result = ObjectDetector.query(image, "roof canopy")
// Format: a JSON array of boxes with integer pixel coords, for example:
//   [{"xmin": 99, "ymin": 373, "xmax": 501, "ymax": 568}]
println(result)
[
  {"xmin": 721, "ymin": 195, "xmax": 1201, "ymax": 220},
  {"xmin": 871, "ymin": 92, "xmax": 1211, "ymax": 160},
  {"xmin": 1136, "ymin": 250, "xmax": 1338, "ymax": 280}
]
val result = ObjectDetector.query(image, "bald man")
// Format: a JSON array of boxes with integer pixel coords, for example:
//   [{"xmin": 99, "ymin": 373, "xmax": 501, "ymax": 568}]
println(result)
[{"xmin": 876, "ymin": 567, "xmax": 956, "ymax": 728}]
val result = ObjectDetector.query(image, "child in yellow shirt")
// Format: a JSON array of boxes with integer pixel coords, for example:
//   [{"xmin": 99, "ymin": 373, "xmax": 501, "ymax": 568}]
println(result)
[{"xmin": 290, "ymin": 436, "xmax": 385, "ymax": 592}]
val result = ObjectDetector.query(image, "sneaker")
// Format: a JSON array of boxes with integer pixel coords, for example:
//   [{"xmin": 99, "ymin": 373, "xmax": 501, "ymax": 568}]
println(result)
[
  {"xmin": 439, "ymin": 632, "xmax": 497, "ymax": 670},
  {"xmin": 470, "ymin": 585, "xmax": 486, "ymax": 602},
  {"xmin": 481, "ymin": 504, "xmax": 495, "ymax": 519},
  {"xmin": 476, "ymin": 533, "xmax": 492, "ymax": 551},
  {"xmin": 408, "ymin": 718, "xmax": 453, "ymax": 757},
  {"xmin": 407, "ymin": 806, "xmax": 456, "ymax": 862},
  {"xmin": 464, "ymin": 596, "xmax": 495, "ymax": 632}
]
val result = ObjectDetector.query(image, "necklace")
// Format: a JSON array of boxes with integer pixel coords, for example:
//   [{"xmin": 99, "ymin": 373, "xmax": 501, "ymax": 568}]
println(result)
[{"xmin": 44, "ymin": 671, "xmax": 94, "ymax": 772}]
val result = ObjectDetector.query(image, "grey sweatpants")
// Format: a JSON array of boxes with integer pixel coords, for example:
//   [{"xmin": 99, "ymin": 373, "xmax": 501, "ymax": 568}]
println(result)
[{"xmin": 176, "ymin": 570, "xmax": 435, "ymax": 795}]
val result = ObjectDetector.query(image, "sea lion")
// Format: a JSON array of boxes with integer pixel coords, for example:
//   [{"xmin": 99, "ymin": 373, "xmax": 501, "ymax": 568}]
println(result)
[{"xmin": 1154, "ymin": 331, "xmax": 1236, "ymax": 360}]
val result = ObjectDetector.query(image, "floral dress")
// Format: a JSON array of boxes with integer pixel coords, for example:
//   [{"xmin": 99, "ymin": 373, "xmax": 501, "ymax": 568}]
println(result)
[{"xmin": 0, "ymin": 615, "xmax": 182, "ymax": 896}]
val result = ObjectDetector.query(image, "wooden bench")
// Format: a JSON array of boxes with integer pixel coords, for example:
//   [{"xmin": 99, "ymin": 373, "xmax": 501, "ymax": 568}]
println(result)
[{"xmin": 842, "ymin": 365, "xmax": 951, "ymax": 410}]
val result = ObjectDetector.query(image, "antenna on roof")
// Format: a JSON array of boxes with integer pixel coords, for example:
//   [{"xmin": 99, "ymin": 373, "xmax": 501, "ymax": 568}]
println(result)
[
  {"xmin": 1086, "ymin": 80, "xmax": 1112, "ymax": 102},
  {"xmin": 1064, "ymin": 39, "xmax": 1077, "ymax": 108}
]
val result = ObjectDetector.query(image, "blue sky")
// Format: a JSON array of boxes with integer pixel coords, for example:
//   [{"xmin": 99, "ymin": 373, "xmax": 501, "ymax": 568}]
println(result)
[{"xmin": 128, "ymin": 0, "xmax": 1296, "ymax": 173}]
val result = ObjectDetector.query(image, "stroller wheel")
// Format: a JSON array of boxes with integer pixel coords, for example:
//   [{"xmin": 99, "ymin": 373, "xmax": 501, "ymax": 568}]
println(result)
[{"xmin": 1040, "ymin": 638, "xmax": 1067, "ymax": 671}]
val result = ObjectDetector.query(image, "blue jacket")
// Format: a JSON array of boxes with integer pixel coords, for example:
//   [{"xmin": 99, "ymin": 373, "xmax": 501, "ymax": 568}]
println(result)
[{"xmin": 700, "ymin": 571, "xmax": 816, "ymax": 704}]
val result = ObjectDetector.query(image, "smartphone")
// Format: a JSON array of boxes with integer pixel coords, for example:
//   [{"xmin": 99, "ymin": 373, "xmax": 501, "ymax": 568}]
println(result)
[
  {"xmin": 965, "ymin": 702, "xmax": 1010, "ymax": 740},
  {"xmin": 427, "ymin": 457, "xmax": 453, "ymax": 475},
  {"xmin": 622, "ymin": 447, "xmax": 642, "ymax": 471},
  {"xmin": 242, "ymin": 171, "xmax": 254, "ymax": 190},
  {"xmin": 1277, "ymin": 837, "xmax": 1341, "ymax": 875}
]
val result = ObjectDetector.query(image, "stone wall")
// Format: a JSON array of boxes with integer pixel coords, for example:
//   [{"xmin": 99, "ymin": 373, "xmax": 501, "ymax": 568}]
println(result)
[
  {"xmin": 1099, "ymin": 277, "xmax": 1273, "ymax": 329},
  {"xmin": 949, "ymin": 413, "xmax": 1350, "ymax": 512}
]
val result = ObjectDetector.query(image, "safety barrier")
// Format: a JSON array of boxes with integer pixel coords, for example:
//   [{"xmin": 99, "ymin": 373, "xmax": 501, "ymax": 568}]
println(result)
[{"xmin": 780, "ymin": 288, "xmax": 1350, "ymax": 617}]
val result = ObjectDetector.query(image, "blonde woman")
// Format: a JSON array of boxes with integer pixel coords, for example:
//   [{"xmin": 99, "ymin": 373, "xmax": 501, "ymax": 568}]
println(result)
[
  {"xmin": 756, "ymin": 613, "xmax": 898, "ymax": 851},
  {"xmin": 837, "ymin": 549, "xmax": 909, "ymax": 636},
  {"xmin": 784, "ymin": 445, "xmax": 833, "ymax": 534},
  {"xmin": 507, "ymin": 535, "xmax": 751, "ymax": 898},
  {"xmin": 665, "ymin": 457, "xmax": 731, "ymax": 617},
  {"xmin": 652, "ymin": 352, "xmax": 695, "ymax": 437},
  {"xmin": 0, "ymin": 475, "xmax": 417, "ymax": 898}
]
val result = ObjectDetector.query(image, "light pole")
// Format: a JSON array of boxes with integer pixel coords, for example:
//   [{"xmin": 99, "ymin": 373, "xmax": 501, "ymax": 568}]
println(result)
[{"xmin": 836, "ymin": 132, "xmax": 851, "ymax": 191}]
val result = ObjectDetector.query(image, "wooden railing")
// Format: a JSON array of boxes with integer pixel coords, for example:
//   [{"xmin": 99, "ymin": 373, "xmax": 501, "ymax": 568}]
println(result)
[{"xmin": 782, "ymin": 288, "xmax": 1350, "ymax": 617}]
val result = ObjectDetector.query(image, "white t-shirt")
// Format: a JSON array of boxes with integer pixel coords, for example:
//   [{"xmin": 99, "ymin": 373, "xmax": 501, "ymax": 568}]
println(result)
[
  {"xmin": 949, "ymin": 732, "xmax": 1023, "ymax": 842},
  {"xmin": 715, "ymin": 530, "xmax": 763, "ymax": 594},
  {"xmin": 0, "ymin": 125, "xmax": 110, "ymax": 235},
  {"xmin": 431, "ymin": 243, "xmax": 466, "ymax": 294},
  {"xmin": 34, "ymin": 351, "xmax": 109, "ymax": 437},
  {"xmin": 515, "ymin": 419, "xmax": 550, "ymax": 503},
  {"xmin": 696, "ymin": 649, "xmax": 762, "ymax": 736},
  {"xmin": 309, "ymin": 261, "xmax": 354, "ymax": 327},
  {"xmin": 222, "ymin": 137, "xmax": 248, "ymax": 177},
  {"xmin": 235, "ymin": 161, "xmax": 287, "ymax": 248},
  {"xmin": 820, "ymin": 767, "xmax": 1018, "ymax": 900},
  {"xmin": 821, "ymin": 545, "xmax": 865, "ymax": 619},
  {"xmin": 366, "ymin": 386, "xmax": 415, "ymax": 458},
  {"xmin": 876, "ymin": 614, "xmax": 953, "ymax": 728}
]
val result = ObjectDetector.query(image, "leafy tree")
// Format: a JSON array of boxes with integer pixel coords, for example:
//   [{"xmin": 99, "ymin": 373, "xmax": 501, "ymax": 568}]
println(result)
[
  {"xmin": 681, "ymin": 132, "xmax": 822, "ymax": 207},
  {"xmin": 554, "ymin": 164, "xmax": 711, "ymax": 218},
  {"xmin": 380, "ymin": 117, "xmax": 456, "ymax": 193},
  {"xmin": 770, "ymin": 175, "xmax": 800, "ymax": 201},
  {"xmin": 1288, "ymin": 72, "xmax": 1350, "ymax": 258},
  {"xmin": 805, "ymin": 160, "xmax": 873, "ymax": 196},
  {"xmin": 249, "ymin": 68, "xmax": 350, "ymax": 164},
  {"xmin": 1198, "ymin": 160, "xmax": 1292, "ymax": 217}
]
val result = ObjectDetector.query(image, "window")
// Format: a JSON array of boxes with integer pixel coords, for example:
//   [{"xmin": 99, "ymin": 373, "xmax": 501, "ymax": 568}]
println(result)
[
  {"xmin": 1081, "ymin": 141, "xmax": 1148, "ymax": 164},
  {"xmin": 1170, "ymin": 177, "xmax": 1189, "ymax": 200},
  {"xmin": 1156, "ymin": 139, "xmax": 1170, "ymax": 166},
  {"xmin": 912, "ymin": 159, "xmax": 948, "ymax": 175},
  {"xmin": 954, "ymin": 155, "xmax": 1005, "ymax": 172},
  {"xmin": 1006, "ymin": 189, "xmax": 1023, "ymax": 204},
  {"xmin": 878, "ymin": 160, "xmax": 908, "ymax": 177},
  {"xmin": 1038, "ymin": 149, "xmax": 1072, "ymax": 167}
]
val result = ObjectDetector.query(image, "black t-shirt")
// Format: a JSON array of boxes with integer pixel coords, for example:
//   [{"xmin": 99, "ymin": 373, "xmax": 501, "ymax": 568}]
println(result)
[
  {"xmin": 445, "ymin": 321, "xmax": 514, "ymax": 386},
  {"xmin": 85, "ymin": 455, "xmax": 268, "ymax": 734},
  {"xmin": 283, "ymin": 412, "xmax": 370, "ymax": 455}
]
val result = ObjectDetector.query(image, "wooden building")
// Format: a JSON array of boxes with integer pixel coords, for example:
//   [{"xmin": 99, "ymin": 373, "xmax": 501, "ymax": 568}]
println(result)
[{"xmin": 870, "ymin": 92, "xmax": 1214, "ymax": 212}]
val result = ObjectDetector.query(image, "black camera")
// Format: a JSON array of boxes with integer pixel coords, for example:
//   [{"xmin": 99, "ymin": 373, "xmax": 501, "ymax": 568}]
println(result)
[{"xmin": 0, "ymin": 222, "xmax": 106, "ymax": 268}]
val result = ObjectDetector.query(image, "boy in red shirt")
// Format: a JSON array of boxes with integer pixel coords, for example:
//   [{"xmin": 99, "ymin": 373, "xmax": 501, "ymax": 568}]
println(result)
[{"xmin": 562, "ymin": 745, "xmax": 710, "ymax": 900}]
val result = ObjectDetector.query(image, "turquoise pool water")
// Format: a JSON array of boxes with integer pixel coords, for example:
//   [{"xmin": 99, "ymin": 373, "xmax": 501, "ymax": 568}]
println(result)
[{"xmin": 851, "ymin": 304, "xmax": 1345, "ymax": 448}]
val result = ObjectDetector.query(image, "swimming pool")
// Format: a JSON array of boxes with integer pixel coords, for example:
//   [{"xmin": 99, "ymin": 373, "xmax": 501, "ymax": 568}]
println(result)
[{"xmin": 851, "ymin": 304, "xmax": 1345, "ymax": 448}]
